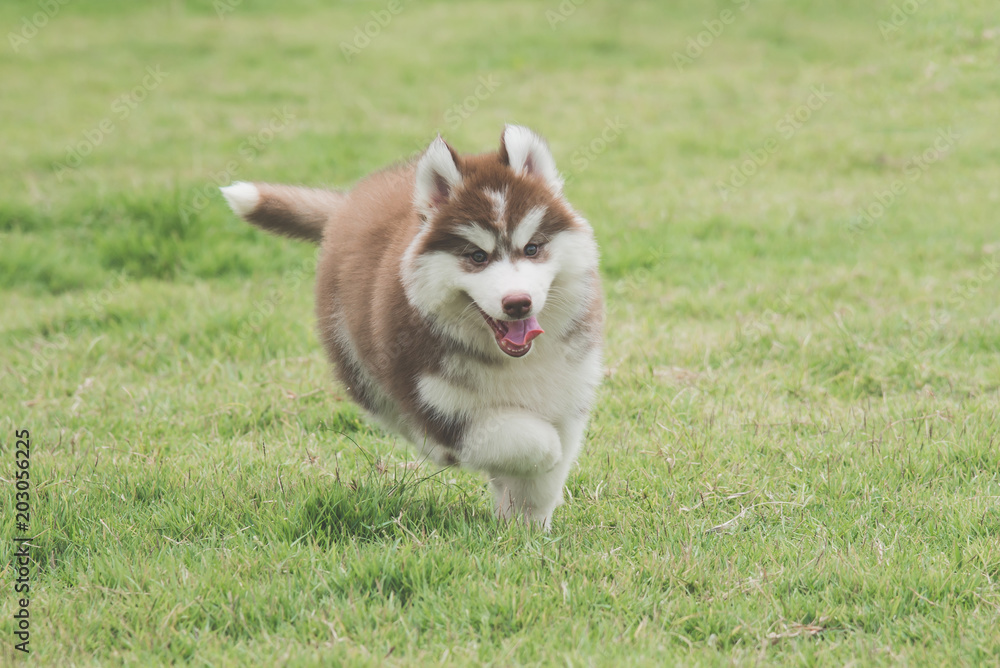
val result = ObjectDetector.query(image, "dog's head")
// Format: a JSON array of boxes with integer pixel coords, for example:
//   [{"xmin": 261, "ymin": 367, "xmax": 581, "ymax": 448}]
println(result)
[{"xmin": 402, "ymin": 126, "xmax": 600, "ymax": 358}]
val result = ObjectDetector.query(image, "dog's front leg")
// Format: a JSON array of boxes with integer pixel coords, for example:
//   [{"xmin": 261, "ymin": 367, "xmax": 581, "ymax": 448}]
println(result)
[
  {"xmin": 459, "ymin": 411, "xmax": 562, "ymax": 477},
  {"xmin": 488, "ymin": 414, "xmax": 589, "ymax": 529},
  {"xmin": 488, "ymin": 471, "xmax": 564, "ymax": 530}
]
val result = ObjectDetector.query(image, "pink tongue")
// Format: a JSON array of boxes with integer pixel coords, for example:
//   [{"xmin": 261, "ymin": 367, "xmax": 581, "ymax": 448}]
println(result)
[{"xmin": 502, "ymin": 316, "xmax": 544, "ymax": 347}]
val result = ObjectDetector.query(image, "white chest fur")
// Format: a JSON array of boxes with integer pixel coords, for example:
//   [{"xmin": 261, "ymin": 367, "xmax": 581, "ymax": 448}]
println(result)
[{"xmin": 416, "ymin": 339, "xmax": 602, "ymax": 427}]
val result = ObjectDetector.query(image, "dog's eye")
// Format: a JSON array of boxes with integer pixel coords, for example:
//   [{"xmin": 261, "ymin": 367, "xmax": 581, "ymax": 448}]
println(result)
[
  {"xmin": 524, "ymin": 243, "xmax": 539, "ymax": 257},
  {"xmin": 470, "ymin": 250, "xmax": 488, "ymax": 264}
]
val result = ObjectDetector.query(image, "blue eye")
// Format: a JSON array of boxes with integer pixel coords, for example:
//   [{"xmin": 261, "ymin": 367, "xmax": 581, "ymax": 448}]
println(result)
[
  {"xmin": 524, "ymin": 243, "xmax": 538, "ymax": 257},
  {"xmin": 470, "ymin": 250, "xmax": 488, "ymax": 264}
]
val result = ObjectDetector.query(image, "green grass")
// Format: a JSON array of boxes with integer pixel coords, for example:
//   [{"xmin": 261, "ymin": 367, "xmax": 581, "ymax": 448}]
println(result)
[{"xmin": 2, "ymin": 0, "xmax": 1000, "ymax": 664}]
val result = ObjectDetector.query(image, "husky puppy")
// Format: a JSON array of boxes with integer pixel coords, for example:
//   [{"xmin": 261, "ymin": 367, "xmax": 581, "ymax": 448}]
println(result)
[{"xmin": 221, "ymin": 126, "xmax": 603, "ymax": 528}]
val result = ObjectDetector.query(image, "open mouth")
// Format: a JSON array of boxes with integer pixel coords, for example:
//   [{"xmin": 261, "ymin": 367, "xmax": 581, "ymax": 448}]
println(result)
[{"xmin": 479, "ymin": 310, "xmax": 544, "ymax": 357}]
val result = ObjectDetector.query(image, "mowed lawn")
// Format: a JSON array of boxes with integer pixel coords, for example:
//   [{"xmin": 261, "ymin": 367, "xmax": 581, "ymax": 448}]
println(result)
[{"xmin": 2, "ymin": 0, "xmax": 1000, "ymax": 664}]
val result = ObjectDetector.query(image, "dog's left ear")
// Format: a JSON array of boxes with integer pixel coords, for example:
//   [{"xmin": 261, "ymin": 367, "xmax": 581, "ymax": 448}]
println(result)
[
  {"xmin": 500, "ymin": 125, "xmax": 563, "ymax": 194},
  {"xmin": 414, "ymin": 135, "xmax": 463, "ymax": 222}
]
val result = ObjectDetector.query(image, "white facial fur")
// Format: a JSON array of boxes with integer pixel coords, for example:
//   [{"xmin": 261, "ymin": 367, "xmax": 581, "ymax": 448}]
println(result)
[
  {"xmin": 404, "ymin": 220, "xmax": 598, "ymax": 351},
  {"xmin": 401, "ymin": 127, "xmax": 598, "ymax": 352},
  {"xmin": 463, "ymin": 253, "xmax": 556, "ymax": 321},
  {"xmin": 453, "ymin": 224, "xmax": 496, "ymax": 254},
  {"xmin": 511, "ymin": 206, "xmax": 545, "ymax": 250}
]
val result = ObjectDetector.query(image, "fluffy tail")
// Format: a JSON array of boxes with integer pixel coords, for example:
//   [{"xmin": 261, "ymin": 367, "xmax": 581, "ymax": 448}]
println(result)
[{"xmin": 220, "ymin": 181, "xmax": 345, "ymax": 244}]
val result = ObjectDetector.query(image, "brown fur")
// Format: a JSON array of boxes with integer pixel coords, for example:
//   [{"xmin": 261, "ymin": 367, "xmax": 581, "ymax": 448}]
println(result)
[
  {"xmin": 225, "ymin": 127, "xmax": 605, "ymax": 527},
  {"xmin": 418, "ymin": 153, "xmax": 580, "ymax": 259},
  {"xmin": 247, "ymin": 183, "xmax": 345, "ymax": 243},
  {"xmin": 239, "ymin": 145, "xmax": 594, "ymax": 458}
]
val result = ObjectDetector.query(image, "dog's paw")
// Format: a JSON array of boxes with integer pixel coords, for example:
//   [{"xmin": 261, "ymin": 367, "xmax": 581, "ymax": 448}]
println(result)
[
  {"xmin": 491, "ymin": 472, "xmax": 563, "ymax": 530},
  {"xmin": 497, "ymin": 419, "xmax": 561, "ymax": 476},
  {"xmin": 530, "ymin": 427, "xmax": 561, "ymax": 474},
  {"xmin": 461, "ymin": 413, "xmax": 562, "ymax": 476}
]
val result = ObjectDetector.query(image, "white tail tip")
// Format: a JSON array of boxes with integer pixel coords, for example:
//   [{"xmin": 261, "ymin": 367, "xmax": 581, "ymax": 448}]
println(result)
[{"xmin": 220, "ymin": 181, "xmax": 260, "ymax": 217}]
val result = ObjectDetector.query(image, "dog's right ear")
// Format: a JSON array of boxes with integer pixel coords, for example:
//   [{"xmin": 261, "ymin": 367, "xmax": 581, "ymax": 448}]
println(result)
[
  {"xmin": 499, "ymin": 125, "xmax": 563, "ymax": 194},
  {"xmin": 414, "ymin": 136, "xmax": 462, "ymax": 222}
]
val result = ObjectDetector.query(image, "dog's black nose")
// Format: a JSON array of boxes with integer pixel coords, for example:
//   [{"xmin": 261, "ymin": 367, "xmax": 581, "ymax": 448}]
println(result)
[{"xmin": 502, "ymin": 293, "xmax": 532, "ymax": 318}]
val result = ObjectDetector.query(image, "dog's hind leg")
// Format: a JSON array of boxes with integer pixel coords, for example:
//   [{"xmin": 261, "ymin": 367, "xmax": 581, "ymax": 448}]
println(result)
[{"xmin": 220, "ymin": 181, "xmax": 346, "ymax": 244}]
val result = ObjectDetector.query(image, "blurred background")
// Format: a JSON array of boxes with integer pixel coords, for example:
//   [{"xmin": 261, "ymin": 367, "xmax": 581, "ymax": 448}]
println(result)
[{"xmin": 4, "ymin": 0, "xmax": 999, "ymax": 401}]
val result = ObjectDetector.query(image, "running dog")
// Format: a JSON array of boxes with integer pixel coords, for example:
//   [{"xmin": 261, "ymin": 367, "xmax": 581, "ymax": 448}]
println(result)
[{"xmin": 221, "ymin": 126, "xmax": 603, "ymax": 528}]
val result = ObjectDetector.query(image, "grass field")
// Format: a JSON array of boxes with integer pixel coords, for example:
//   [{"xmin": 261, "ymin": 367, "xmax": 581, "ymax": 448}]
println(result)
[{"xmin": 2, "ymin": 0, "xmax": 1000, "ymax": 664}]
